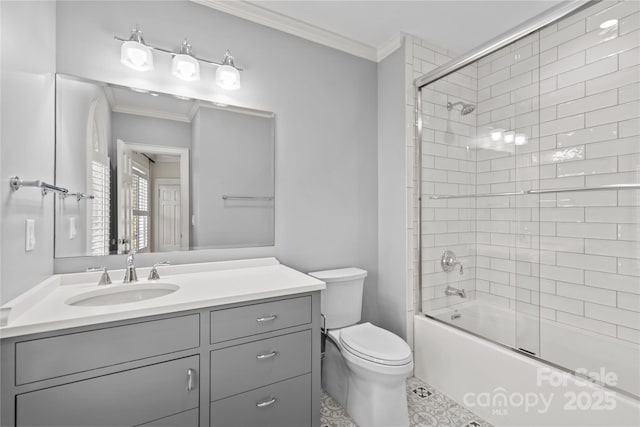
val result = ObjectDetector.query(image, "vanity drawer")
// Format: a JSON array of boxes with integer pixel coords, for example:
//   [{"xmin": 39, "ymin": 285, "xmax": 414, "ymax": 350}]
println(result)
[
  {"xmin": 15, "ymin": 314, "xmax": 200, "ymax": 385},
  {"xmin": 16, "ymin": 355, "xmax": 199, "ymax": 427},
  {"xmin": 210, "ymin": 295, "xmax": 311, "ymax": 343},
  {"xmin": 210, "ymin": 374, "xmax": 311, "ymax": 427},
  {"xmin": 210, "ymin": 329, "xmax": 311, "ymax": 401}
]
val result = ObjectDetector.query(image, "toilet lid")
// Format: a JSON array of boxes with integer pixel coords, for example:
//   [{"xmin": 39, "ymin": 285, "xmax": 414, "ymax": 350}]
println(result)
[{"xmin": 339, "ymin": 323, "xmax": 412, "ymax": 366}]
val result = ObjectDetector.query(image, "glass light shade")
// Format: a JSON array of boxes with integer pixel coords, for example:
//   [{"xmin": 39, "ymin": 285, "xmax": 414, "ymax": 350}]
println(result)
[
  {"xmin": 172, "ymin": 54, "xmax": 200, "ymax": 81},
  {"xmin": 504, "ymin": 131, "xmax": 515, "ymax": 144},
  {"xmin": 121, "ymin": 41, "xmax": 153, "ymax": 71},
  {"xmin": 515, "ymin": 133, "xmax": 528, "ymax": 146},
  {"xmin": 216, "ymin": 65, "xmax": 241, "ymax": 90},
  {"xmin": 490, "ymin": 129, "xmax": 503, "ymax": 142}
]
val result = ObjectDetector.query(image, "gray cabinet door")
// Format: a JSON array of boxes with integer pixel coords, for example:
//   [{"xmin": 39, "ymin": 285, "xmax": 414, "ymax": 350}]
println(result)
[
  {"xmin": 210, "ymin": 374, "xmax": 311, "ymax": 427},
  {"xmin": 16, "ymin": 355, "xmax": 199, "ymax": 427}
]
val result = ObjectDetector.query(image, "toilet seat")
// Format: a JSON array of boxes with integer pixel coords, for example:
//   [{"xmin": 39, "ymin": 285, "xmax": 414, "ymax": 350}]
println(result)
[{"xmin": 338, "ymin": 323, "xmax": 412, "ymax": 366}]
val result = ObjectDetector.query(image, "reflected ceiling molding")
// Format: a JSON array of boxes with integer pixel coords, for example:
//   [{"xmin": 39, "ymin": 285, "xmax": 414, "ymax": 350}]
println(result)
[
  {"xmin": 193, "ymin": 0, "xmax": 380, "ymax": 62},
  {"xmin": 189, "ymin": 100, "xmax": 276, "ymax": 121},
  {"xmin": 111, "ymin": 104, "xmax": 193, "ymax": 123}
]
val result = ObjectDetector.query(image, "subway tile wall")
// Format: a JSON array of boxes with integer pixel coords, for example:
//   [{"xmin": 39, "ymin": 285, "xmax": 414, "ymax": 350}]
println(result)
[
  {"xmin": 416, "ymin": 45, "xmax": 479, "ymax": 313},
  {"xmin": 404, "ymin": 34, "xmax": 465, "ymax": 349},
  {"xmin": 415, "ymin": 0, "xmax": 640, "ymax": 347}
]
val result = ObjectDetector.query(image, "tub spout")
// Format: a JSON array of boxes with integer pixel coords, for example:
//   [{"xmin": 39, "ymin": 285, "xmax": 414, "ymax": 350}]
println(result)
[{"xmin": 445, "ymin": 285, "xmax": 466, "ymax": 298}]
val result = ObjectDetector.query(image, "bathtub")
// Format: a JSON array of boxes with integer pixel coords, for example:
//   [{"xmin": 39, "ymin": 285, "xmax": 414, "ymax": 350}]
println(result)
[{"xmin": 414, "ymin": 301, "xmax": 640, "ymax": 426}]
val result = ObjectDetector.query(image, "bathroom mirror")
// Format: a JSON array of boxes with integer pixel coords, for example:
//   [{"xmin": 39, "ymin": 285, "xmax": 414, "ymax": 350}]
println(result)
[{"xmin": 54, "ymin": 74, "xmax": 275, "ymax": 258}]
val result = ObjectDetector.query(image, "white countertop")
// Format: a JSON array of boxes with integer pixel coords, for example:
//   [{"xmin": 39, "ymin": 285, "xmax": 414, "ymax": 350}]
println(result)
[{"xmin": 0, "ymin": 258, "xmax": 325, "ymax": 339}]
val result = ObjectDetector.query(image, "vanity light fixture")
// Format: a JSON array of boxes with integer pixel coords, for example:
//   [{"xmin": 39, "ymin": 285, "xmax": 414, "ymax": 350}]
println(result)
[
  {"xmin": 115, "ymin": 26, "xmax": 243, "ymax": 90},
  {"xmin": 172, "ymin": 39, "xmax": 200, "ymax": 81},
  {"xmin": 120, "ymin": 26, "xmax": 154, "ymax": 71},
  {"xmin": 216, "ymin": 51, "xmax": 241, "ymax": 90}
]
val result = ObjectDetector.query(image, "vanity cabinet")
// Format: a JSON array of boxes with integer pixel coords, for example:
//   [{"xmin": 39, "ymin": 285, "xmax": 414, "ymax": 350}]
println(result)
[{"xmin": 0, "ymin": 292, "xmax": 321, "ymax": 427}]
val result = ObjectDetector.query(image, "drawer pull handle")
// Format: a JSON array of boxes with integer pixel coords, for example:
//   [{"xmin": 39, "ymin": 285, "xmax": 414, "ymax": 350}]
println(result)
[
  {"xmin": 187, "ymin": 368, "xmax": 195, "ymax": 391},
  {"xmin": 256, "ymin": 314, "xmax": 278, "ymax": 323},
  {"xmin": 256, "ymin": 397, "xmax": 277, "ymax": 408},
  {"xmin": 256, "ymin": 351, "xmax": 278, "ymax": 360}
]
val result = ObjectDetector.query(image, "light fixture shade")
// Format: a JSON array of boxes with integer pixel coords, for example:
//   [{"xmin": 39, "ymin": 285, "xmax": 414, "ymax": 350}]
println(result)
[
  {"xmin": 172, "ymin": 54, "xmax": 200, "ymax": 81},
  {"xmin": 121, "ymin": 41, "xmax": 153, "ymax": 71},
  {"xmin": 216, "ymin": 65, "xmax": 241, "ymax": 90},
  {"xmin": 216, "ymin": 50, "xmax": 241, "ymax": 90},
  {"xmin": 120, "ymin": 27, "xmax": 154, "ymax": 72}
]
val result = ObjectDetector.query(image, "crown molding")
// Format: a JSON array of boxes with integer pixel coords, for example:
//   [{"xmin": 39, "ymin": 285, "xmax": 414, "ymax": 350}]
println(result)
[
  {"xmin": 377, "ymin": 34, "xmax": 404, "ymax": 62},
  {"xmin": 193, "ymin": 0, "xmax": 383, "ymax": 62}
]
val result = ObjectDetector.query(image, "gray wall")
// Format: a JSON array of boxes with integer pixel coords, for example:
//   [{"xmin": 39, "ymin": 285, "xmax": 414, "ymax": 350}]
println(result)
[
  {"xmin": 111, "ymin": 113, "xmax": 192, "ymax": 150},
  {"xmin": 0, "ymin": 1, "xmax": 56, "ymax": 304},
  {"xmin": 53, "ymin": 1, "xmax": 379, "ymax": 322},
  {"xmin": 377, "ymin": 47, "xmax": 408, "ymax": 337},
  {"xmin": 191, "ymin": 108, "xmax": 274, "ymax": 249}
]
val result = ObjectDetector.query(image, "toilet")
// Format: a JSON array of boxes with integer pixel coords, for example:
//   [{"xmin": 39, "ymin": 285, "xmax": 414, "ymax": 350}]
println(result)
[{"xmin": 308, "ymin": 268, "xmax": 413, "ymax": 427}]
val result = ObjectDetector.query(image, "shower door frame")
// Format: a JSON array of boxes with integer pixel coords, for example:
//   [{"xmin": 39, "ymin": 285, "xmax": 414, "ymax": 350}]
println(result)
[{"xmin": 414, "ymin": 0, "xmax": 640, "ymax": 401}]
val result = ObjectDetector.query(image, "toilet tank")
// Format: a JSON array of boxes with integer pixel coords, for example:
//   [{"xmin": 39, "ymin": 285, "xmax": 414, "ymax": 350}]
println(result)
[{"xmin": 308, "ymin": 268, "xmax": 368, "ymax": 329}]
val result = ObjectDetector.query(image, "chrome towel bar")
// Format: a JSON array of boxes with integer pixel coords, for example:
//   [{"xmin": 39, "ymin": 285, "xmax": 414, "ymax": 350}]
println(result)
[
  {"xmin": 64, "ymin": 192, "xmax": 95, "ymax": 201},
  {"xmin": 9, "ymin": 176, "xmax": 68, "ymax": 196},
  {"xmin": 428, "ymin": 183, "xmax": 640, "ymax": 200},
  {"xmin": 222, "ymin": 195, "xmax": 274, "ymax": 201}
]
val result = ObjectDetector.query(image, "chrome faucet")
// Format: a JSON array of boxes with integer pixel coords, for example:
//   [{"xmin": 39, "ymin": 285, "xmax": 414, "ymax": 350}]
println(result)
[
  {"xmin": 123, "ymin": 250, "xmax": 138, "ymax": 283},
  {"xmin": 148, "ymin": 261, "xmax": 171, "ymax": 280},
  {"xmin": 445, "ymin": 285, "xmax": 466, "ymax": 298}
]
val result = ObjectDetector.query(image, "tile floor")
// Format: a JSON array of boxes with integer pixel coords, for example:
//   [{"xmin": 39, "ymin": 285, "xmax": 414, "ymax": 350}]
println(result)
[{"xmin": 321, "ymin": 377, "xmax": 492, "ymax": 427}]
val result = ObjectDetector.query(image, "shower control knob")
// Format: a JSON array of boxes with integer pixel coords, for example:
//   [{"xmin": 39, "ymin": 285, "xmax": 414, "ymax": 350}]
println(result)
[{"xmin": 441, "ymin": 250, "xmax": 463, "ymax": 274}]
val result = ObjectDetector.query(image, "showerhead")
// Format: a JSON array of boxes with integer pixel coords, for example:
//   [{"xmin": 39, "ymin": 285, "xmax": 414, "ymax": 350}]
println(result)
[
  {"xmin": 461, "ymin": 104, "xmax": 475, "ymax": 115},
  {"xmin": 447, "ymin": 101, "xmax": 475, "ymax": 116}
]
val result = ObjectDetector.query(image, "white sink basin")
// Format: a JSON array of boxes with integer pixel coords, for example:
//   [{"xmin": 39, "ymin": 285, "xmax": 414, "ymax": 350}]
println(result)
[{"xmin": 66, "ymin": 283, "xmax": 179, "ymax": 307}]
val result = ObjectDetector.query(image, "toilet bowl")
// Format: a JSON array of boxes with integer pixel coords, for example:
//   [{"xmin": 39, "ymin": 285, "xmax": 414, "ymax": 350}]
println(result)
[
  {"xmin": 323, "ymin": 323, "xmax": 413, "ymax": 427},
  {"xmin": 309, "ymin": 267, "xmax": 413, "ymax": 427}
]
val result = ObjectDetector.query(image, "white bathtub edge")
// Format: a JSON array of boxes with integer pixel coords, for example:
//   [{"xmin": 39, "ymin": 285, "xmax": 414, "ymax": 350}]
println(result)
[{"xmin": 414, "ymin": 314, "xmax": 640, "ymax": 427}]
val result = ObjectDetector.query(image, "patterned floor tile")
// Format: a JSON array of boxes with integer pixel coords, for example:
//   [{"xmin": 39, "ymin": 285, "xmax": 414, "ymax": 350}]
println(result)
[
  {"xmin": 321, "ymin": 391, "xmax": 357, "ymax": 427},
  {"xmin": 320, "ymin": 376, "xmax": 491, "ymax": 427}
]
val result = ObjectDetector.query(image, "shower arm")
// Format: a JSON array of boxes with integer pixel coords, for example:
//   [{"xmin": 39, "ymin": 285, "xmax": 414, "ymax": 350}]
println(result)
[{"xmin": 446, "ymin": 101, "xmax": 465, "ymax": 110}]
